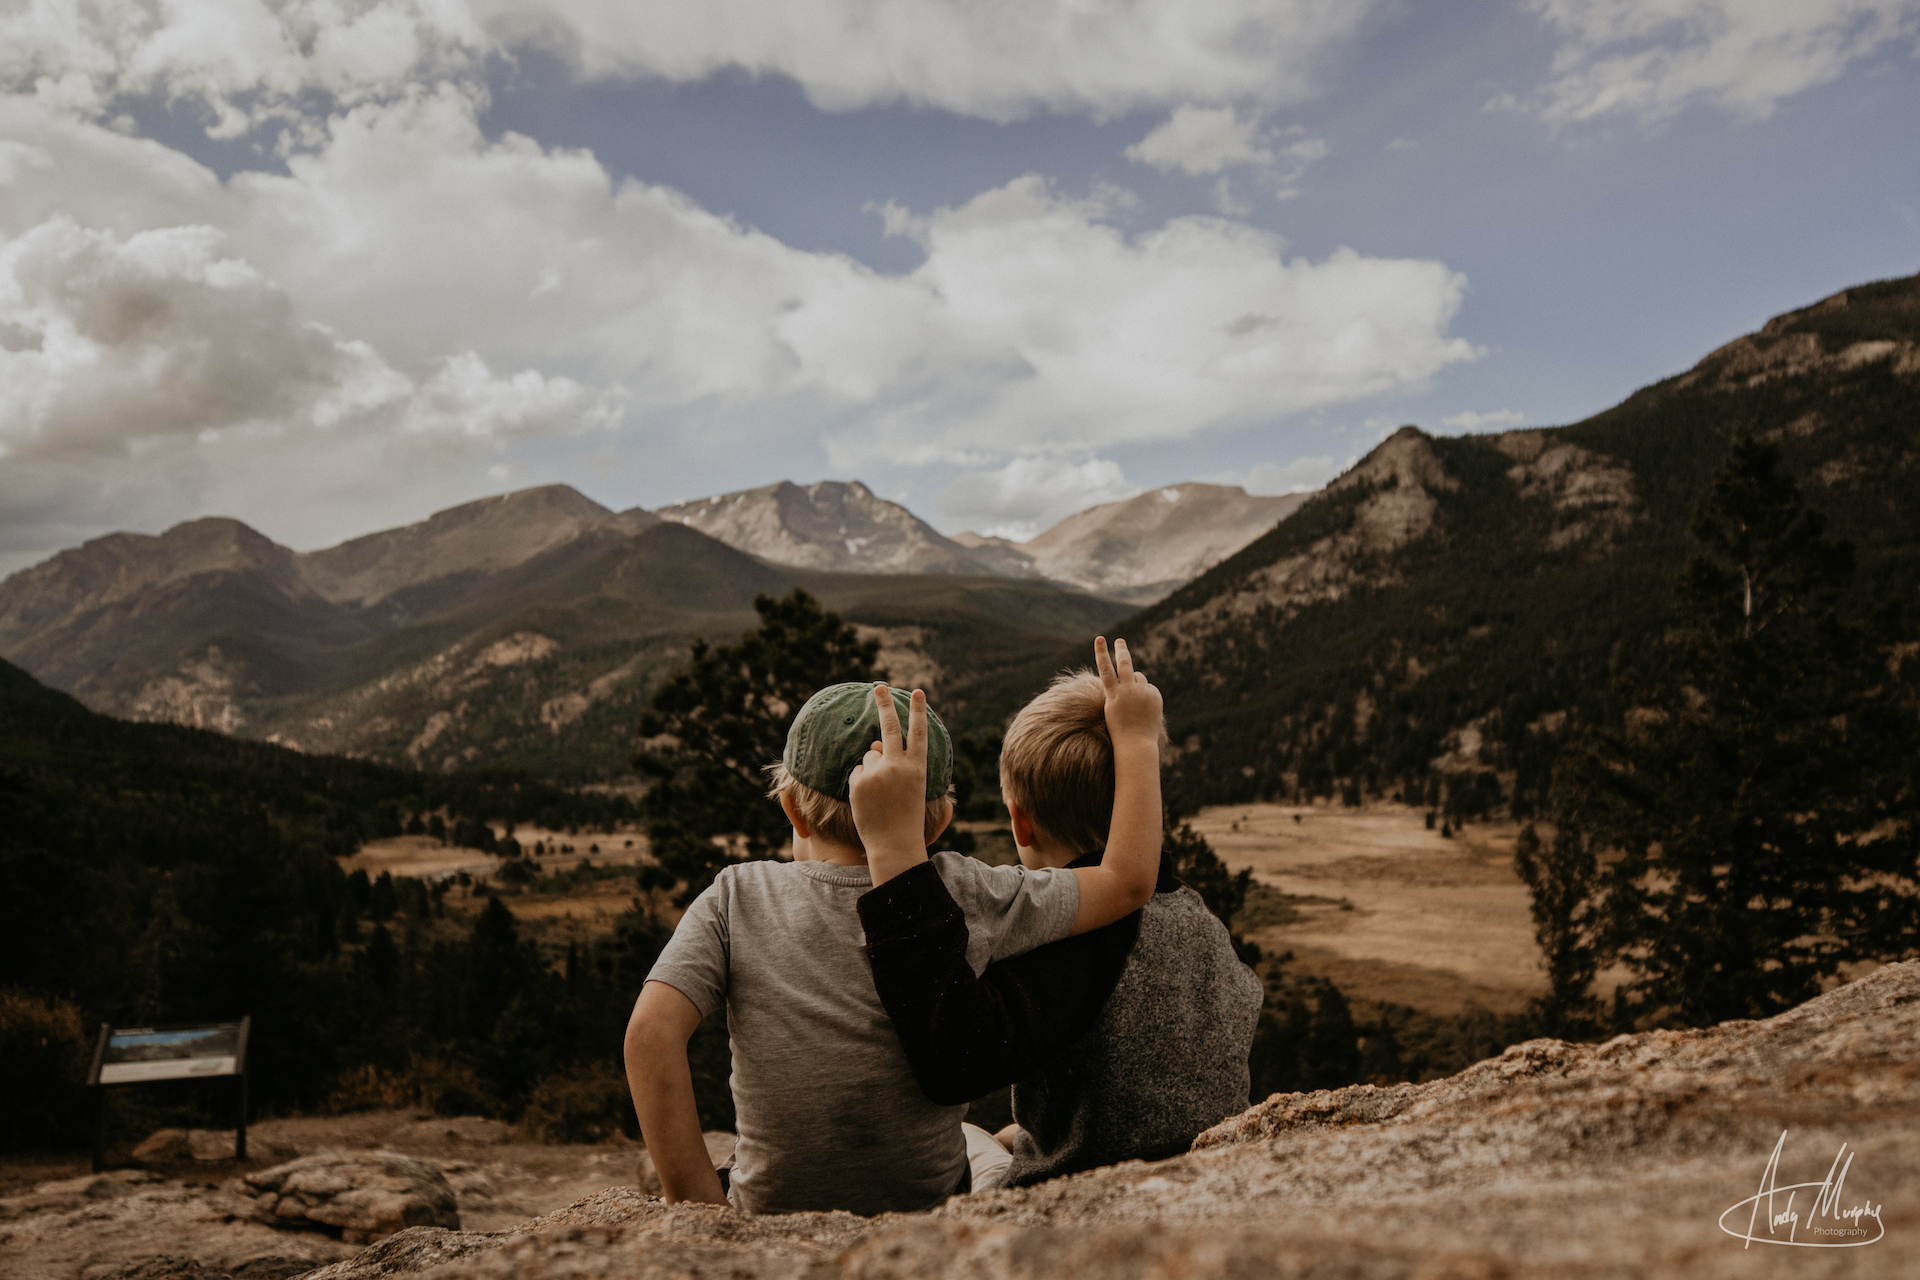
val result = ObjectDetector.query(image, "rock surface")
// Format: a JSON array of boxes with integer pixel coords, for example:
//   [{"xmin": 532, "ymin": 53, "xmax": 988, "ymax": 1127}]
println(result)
[
  {"xmin": 230, "ymin": 1154, "xmax": 459, "ymax": 1245},
  {"xmin": 1, "ymin": 1108, "xmax": 640, "ymax": 1278},
  {"xmin": 299, "ymin": 960, "xmax": 1920, "ymax": 1279}
]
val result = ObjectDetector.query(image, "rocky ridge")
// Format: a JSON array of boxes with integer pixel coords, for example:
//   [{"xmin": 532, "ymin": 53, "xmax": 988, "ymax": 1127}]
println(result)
[
  {"xmin": 92, "ymin": 959, "xmax": 1910, "ymax": 1280},
  {"xmin": 654, "ymin": 480, "xmax": 1010, "ymax": 578},
  {"xmin": 1008, "ymin": 483, "xmax": 1310, "ymax": 604}
]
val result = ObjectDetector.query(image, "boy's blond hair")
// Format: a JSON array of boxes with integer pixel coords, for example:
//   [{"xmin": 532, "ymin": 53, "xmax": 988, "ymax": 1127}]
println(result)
[
  {"xmin": 766, "ymin": 763, "xmax": 952, "ymax": 852},
  {"xmin": 999, "ymin": 670, "xmax": 1124, "ymax": 854}
]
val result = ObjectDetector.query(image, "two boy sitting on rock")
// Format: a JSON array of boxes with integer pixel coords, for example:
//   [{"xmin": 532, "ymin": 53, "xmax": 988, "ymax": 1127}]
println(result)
[{"xmin": 625, "ymin": 638, "xmax": 1262, "ymax": 1214}]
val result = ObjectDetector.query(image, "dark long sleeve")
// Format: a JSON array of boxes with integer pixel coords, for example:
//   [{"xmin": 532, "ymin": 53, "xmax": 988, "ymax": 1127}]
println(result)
[{"xmin": 858, "ymin": 859, "xmax": 1143, "ymax": 1106}]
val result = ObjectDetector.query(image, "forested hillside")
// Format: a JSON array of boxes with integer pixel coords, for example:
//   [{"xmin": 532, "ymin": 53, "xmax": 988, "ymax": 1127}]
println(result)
[
  {"xmin": 1124, "ymin": 273, "xmax": 1920, "ymax": 816},
  {"xmin": 0, "ymin": 659, "xmax": 672, "ymax": 1140}
]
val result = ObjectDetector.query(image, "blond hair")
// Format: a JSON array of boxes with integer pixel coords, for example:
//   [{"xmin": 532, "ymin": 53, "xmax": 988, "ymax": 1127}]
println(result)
[
  {"xmin": 765, "ymin": 762, "xmax": 952, "ymax": 852},
  {"xmin": 999, "ymin": 670, "xmax": 1121, "ymax": 855}
]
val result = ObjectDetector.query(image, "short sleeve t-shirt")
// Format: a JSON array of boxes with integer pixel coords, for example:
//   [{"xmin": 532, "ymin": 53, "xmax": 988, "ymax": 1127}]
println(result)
[{"xmin": 645, "ymin": 852, "xmax": 1077, "ymax": 1216}]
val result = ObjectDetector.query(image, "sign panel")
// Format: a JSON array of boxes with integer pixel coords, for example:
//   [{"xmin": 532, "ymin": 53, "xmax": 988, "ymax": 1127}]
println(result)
[{"xmin": 96, "ymin": 1024, "xmax": 243, "ymax": 1085}]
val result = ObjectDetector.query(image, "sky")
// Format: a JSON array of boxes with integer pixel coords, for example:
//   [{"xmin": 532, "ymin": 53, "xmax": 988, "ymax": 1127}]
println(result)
[{"xmin": 2, "ymin": 1, "xmax": 1918, "ymax": 576}]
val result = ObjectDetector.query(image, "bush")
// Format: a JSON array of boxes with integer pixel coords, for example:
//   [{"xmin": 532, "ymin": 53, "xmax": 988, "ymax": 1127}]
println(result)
[
  {"xmin": 519, "ymin": 1063, "xmax": 637, "ymax": 1143},
  {"xmin": 0, "ymin": 989, "xmax": 94, "ymax": 1147},
  {"xmin": 324, "ymin": 1055, "xmax": 501, "ymax": 1118}
]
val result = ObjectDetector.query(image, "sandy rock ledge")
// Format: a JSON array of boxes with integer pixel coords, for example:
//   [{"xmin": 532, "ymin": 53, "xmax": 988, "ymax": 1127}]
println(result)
[
  {"xmin": 230, "ymin": 1154, "xmax": 460, "ymax": 1244},
  {"xmin": 293, "ymin": 960, "xmax": 1920, "ymax": 1279}
]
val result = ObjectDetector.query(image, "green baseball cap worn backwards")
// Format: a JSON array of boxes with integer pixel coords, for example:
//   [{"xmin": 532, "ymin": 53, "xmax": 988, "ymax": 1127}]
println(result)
[{"xmin": 784, "ymin": 682, "xmax": 952, "ymax": 803}]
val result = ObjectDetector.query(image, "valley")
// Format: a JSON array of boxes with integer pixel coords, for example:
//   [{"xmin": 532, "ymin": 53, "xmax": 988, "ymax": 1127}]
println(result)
[{"xmin": 1191, "ymin": 802, "xmax": 1544, "ymax": 1015}]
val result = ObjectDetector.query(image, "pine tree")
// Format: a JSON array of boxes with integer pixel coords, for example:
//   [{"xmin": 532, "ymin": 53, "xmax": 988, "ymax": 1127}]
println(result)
[
  {"xmin": 633, "ymin": 589, "xmax": 883, "ymax": 904},
  {"xmin": 1537, "ymin": 436, "xmax": 1920, "ymax": 1027}
]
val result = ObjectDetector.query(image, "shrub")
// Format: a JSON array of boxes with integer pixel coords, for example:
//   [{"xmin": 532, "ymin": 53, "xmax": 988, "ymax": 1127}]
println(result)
[
  {"xmin": 519, "ymin": 1063, "xmax": 637, "ymax": 1143},
  {"xmin": 324, "ymin": 1055, "xmax": 501, "ymax": 1117},
  {"xmin": 0, "ymin": 989, "xmax": 94, "ymax": 1146}
]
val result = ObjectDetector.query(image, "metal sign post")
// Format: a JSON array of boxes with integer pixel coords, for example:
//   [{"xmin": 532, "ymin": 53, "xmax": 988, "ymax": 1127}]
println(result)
[{"xmin": 86, "ymin": 1017, "xmax": 251, "ymax": 1173}]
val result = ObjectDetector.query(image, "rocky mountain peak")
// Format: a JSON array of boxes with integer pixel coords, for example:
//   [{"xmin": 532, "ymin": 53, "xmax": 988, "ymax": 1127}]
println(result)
[
  {"xmin": 0, "ymin": 517, "xmax": 302, "ymax": 652},
  {"xmin": 654, "ymin": 479, "xmax": 991, "ymax": 576},
  {"xmin": 1011, "ymin": 483, "xmax": 1310, "ymax": 604},
  {"xmin": 298, "ymin": 484, "xmax": 641, "ymax": 606}
]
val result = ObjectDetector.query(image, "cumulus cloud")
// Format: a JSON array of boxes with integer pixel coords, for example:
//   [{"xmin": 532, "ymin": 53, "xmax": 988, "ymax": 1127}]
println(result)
[
  {"xmin": 1216, "ymin": 456, "xmax": 1341, "ymax": 495},
  {"xmin": 1528, "ymin": 0, "xmax": 1920, "ymax": 123},
  {"xmin": 0, "ymin": 214, "xmax": 602, "ymax": 563},
  {"xmin": 1126, "ymin": 109, "xmax": 1330, "ymax": 203},
  {"xmin": 936, "ymin": 456, "xmax": 1138, "ymax": 541},
  {"xmin": 1440, "ymin": 408, "xmax": 1526, "ymax": 431},
  {"xmin": 812, "ymin": 177, "xmax": 1479, "ymax": 467},
  {"xmin": 0, "ymin": 4, "xmax": 1480, "ymax": 566},
  {"xmin": 1126, "ymin": 106, "xmax": 1274, "ymax": 175},
  {"xmin": 0, "ymin": 0, "xmax": 1380, "ymax": 128}
]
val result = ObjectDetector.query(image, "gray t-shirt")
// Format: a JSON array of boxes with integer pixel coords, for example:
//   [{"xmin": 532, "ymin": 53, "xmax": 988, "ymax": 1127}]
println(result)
[{"xmin": 646, "ymin": 852, "xmax": 1078, "ymax": 1215}]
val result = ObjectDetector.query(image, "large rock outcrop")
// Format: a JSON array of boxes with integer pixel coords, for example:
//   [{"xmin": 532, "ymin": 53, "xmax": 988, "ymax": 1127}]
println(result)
[
  {"xmin": 301, "ymin": 959, "xmax": 1920, "ymax": 1279},
  {"xmin": 230, "ymin": 1153, "xmax": 460, "ymax": 1245}
]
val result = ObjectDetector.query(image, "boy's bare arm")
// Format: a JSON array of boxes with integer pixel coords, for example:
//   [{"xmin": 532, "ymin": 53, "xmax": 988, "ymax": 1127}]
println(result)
[
  {"xmin": 1068, "ymin": 637, "xmax": 1163, "ymax": 935},
  {"xmin": 849, "ymin": 685, "xmax": 933, "ymax": 886},
  {"xmin": 625, "ymin": 981, "xmax": 727, "ymax": 1205}
]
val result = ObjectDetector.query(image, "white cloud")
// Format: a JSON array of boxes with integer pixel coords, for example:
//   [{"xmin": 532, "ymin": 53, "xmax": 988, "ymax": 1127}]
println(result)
[
  {"xmin": 0, "ymin": 214, "xmax": 602, "ymax": 562},
  {"xmin": 499, "ymin": 0, "xmax": 1379, "ymax": 122},
  {"xmin": 0, "ymin": 5, "xmax": 1480, "ymax": 565},
  {"xmin": 937, "ymin": 456, "xmax": 1138, "ymax": 541},
  {"xmin": 0, "ymin": 0, "xmax": 1381, "ymax": 128},
  {"xmin": 1440, "ymin": 408, "xmax": 1526, "ymax": 431},
  {"xmin": 1126, "ymin": 105, "xmax": 1274, "ymax": 175},
  {"xmin": 1215, "ymin": 456, "xmax": 1341, "ymax": 495},
  {"xmin": 810, "ymin": 177, "xmax": 1480, "ymax": 467},
  {"xmin": 1528, "ymin": 0, "xmax": 1920, "ymax": 123}
]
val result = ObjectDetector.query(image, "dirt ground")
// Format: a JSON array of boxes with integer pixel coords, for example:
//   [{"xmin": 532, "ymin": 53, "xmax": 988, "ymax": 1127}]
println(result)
[
  {"xmin": 0, "ymin": 1111, "xmax": 725, "ymax": 1279},
  {"xmin": 1188, "ymin": 801, "xmax": 1549, "ymax": 1015}
]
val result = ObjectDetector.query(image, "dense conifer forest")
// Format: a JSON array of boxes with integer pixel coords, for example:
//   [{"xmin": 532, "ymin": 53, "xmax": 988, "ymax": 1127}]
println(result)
[{"xmin": 0, "ymin": 659, "xmax": 705, "ymax": 1148}]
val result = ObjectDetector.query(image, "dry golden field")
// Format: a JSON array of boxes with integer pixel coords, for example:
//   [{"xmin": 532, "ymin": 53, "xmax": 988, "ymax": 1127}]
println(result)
[{"xmin": 1189, "ymin": 802, "xmax": 1548, "ymax": 1015}]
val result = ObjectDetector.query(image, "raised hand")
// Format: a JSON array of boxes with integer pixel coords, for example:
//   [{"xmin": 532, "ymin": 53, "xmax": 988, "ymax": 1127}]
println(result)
[
  {"xmin": 1094, "ymin": 636, "xmax": 1163, "ymax": 749},
  {"xmin": 848, "ymin": 684, "xmax": 933, "ymax": 883}
]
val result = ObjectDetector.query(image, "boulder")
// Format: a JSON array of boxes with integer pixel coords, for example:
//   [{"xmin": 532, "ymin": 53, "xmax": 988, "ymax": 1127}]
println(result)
[
  {"xmin": 228, "ymin": 1152, "xmax": 460, "ymax": 1245},
  {"xmin": 131, "ymin": 1129, "xmax": 299, "ymax": 1166},
  {"xmin": 131, "ymin": 1130, "xmax": 195, "ymax": 1164},
  {"xmin": 299, "ymin": 959, "xmax": 1920, "ymax": 1279}
]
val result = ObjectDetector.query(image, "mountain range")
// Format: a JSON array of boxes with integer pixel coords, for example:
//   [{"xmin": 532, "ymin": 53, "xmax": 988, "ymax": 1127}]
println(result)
[
  {"xmin": 1133, "ymin": 271, "xmax": 1920, "ymax": 815},
  {"xmin": 0, "ymin": 470, "xmax": 1294, "ymax": 781},
  {"xmin": 6, "ymin": 270, "xmax": 1916, "ymax": 804}
]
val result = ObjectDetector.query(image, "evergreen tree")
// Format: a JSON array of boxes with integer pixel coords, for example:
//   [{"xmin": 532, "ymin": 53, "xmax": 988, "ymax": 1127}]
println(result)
[
  {"xmin": 1535, "ymin": 436, "xmax": 1920, "ymax": 1027},
  {"xmin": 633, "ymin": 589, "xmax": 883, "ymax": 904}
]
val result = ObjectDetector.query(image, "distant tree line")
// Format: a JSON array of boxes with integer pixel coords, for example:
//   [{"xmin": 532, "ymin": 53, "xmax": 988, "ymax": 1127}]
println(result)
[{"xmin": 0, "ymin": 667, "xmax": 651, "ymax": 1148}]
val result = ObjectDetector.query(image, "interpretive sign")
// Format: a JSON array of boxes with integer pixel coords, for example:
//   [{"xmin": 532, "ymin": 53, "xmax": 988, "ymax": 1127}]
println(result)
[
  {"xmin": 91, "ymin": 1024, "xmax": 245, "ymax": 1084},
  {"xmin": 88, "ymin": 1017, "xmax": 250, "ymax": 1171}
]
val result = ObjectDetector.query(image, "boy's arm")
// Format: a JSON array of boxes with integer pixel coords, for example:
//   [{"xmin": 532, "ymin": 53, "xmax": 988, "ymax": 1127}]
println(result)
[
  {"xmin": 1066, "ymin": 637, "xmax": 1163, "ymax": 936},
  {"xmin": 625, "ymin": 981, "xmax": 727, "ymax": 1205},
  {"xmin": 858, "ymin": 861, "xmax": 1141, "ymax": 1105}
]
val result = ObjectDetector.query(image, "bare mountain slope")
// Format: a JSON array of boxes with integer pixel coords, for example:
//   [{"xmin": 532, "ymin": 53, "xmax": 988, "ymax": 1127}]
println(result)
[
  {"xmin": 655, "ymin": 480, "xmax": 1001, "ymax": 576},
  {"xmin": 658, "ymin": 478, "xmax": 1310, "ymax": 603},
  {"xmin": 1011, "ymin": 482, "xmax": 1309, "ymax": 603},
  {"xmin": 301, "ymin": 484, "xmax": 655, "ymax": 609}
]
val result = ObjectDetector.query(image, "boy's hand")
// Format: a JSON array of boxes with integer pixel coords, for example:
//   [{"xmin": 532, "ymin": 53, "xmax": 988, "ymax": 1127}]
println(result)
[
  {"xmin": 1066, "ymin": 637, "xmax": 1164, "ymax": 936},
  {"xmin": 849, "ymin": 685, "xmax": 932, "ymax": 885},
  {"xmin": 1095, "ymin": 637, "xmax": 1163, "ymax": 749}
]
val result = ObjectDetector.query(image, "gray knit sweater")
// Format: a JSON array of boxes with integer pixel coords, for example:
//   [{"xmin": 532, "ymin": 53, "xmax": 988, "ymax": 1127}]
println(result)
[{"xmin": 1001, "ymin": 878, "xmax": 1263, "ymax": 1186}]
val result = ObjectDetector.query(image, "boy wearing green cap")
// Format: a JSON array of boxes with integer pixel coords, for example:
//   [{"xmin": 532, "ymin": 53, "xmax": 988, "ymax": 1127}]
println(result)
[{"xmin": 625, "ymin": 638, "xmax": 1162, "ymax": 1216}]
